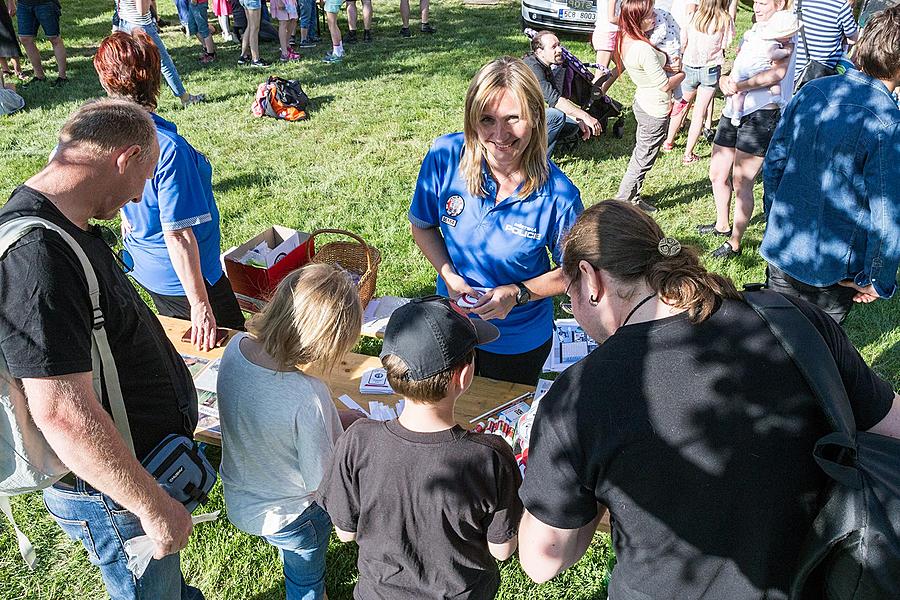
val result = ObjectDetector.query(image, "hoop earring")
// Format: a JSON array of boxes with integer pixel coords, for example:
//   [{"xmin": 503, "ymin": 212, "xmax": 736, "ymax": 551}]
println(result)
[{"xmin": 589, "ymin": 294, "xmax": 599, "ymax": 306}]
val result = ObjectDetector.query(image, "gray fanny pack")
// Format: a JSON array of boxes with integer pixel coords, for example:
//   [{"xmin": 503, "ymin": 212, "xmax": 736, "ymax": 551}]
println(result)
[{"xmin": 141, "ymin": 434, "xmax": 216, "ymax": 513}]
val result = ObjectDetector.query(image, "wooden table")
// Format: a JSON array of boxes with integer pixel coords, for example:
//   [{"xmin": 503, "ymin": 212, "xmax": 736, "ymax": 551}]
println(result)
[{"xmin": 159, "ymin": 317, "xmax": 534, "ymax": 445}]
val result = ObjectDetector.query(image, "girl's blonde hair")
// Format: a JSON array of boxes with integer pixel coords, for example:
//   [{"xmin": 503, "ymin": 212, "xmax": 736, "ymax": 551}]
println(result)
[
  {"xmin": 692, "ymin": 0, "xmax": 732, "ymax": 35},
  {"xmin": 460, "ymin": 56, "xmax": 549, "ymax": 199},
  {"xmin": 246, "ymin": 264, "xmax": 362, "ymax": 371}
]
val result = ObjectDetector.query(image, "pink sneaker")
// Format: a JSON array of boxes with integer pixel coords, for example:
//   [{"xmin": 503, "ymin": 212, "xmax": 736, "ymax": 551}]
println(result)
[{"xmin": 280, "ymin": 49, "xmax": 301, "ymax": 61}]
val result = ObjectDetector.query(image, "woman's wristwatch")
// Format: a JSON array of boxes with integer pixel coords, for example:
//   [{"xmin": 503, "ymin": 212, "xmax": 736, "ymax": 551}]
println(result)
[{"xmin": 514, "ymin": 282, "xmax": 532, "ymax": 306}]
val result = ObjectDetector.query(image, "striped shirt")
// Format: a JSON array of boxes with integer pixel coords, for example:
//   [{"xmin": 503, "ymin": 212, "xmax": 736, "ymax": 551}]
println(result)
[
  {"xmin": 116, "ymin": 0, "xmax": 154, "ymax": 26},
  {"xmin": 795, "ymin": 0, "xmax": 858, "ymax": 80}
]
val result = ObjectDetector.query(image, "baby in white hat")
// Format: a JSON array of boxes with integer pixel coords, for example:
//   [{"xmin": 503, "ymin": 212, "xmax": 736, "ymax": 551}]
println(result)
[{"xmin": 727, "ymin": 10, "xmax": 801, "ymax": 126}]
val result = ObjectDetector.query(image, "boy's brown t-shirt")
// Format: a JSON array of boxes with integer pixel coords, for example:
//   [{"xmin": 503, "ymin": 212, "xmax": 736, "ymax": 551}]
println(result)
[{"xmin": 317, "ymin": 418, "xmax": 523, "ymax": 600}]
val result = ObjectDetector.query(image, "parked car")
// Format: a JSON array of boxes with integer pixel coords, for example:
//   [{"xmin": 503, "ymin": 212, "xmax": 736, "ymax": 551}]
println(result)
[{"xmin": 521, "ymin": 0, "xmax": 596, "ymax": 34}]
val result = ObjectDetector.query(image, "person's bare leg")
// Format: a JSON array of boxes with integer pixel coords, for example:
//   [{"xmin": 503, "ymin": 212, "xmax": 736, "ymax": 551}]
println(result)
[
  {"xmin": 600, "ymin": 51, "xmax": 621, "ymax": 94},
  {"xmin": 684, "ymin": 86, "xmax": 716, "ymax": 158},
  {"xmin": 708, "ymin": 143, "xmax": 736, "ymax": 233},
  {"xmin": 247, "ymin": 8, "xmax": 261, "ymax": 59},
  {"xmin": 363, "ymin": 0, "xmax": 372, "ymax": 29},
  {"xmin": 706, "ymin": 96, "xmax": 714, "ymax": 129},
  {"xmin": 727, "ymin": 151, "xmax": 765, "ymax": 251},
  {"xmin": 664, "ymin": 88, "xmax": 695, "ymax": 147},
  {"xmin": 327, "ymin": 11, "xmax": 341, "ymax": 46},
  {"xmin": 48, "ymin": 36, "xmax": 66, "ymax": 79},
  {"xmin": 347, "ymin": 0, "xmax": 358, "ymax": 30},
  {"xmin": 400, "ymin": 0, "xmax": 410, "ymax": 28},
  {"xmin": 19, "ymin": 36, "xmax": 44, "ymax": 79},
  {"xmin": 278, "ymin": 19, "xmax": 289, "ymax": 54},
  {"xmin": 420, "ymin": 0, "xmax": 429, "ymax": 24}
]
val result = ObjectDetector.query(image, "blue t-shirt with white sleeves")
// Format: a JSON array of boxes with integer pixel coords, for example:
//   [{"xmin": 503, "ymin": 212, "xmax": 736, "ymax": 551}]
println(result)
[
  {"xmin": 122, "ymin": 113, "xmax": 223, "ymax": 296},
  {"xmin": 409, "ymin": 133, "xmax": 583, "ymax": 355}
]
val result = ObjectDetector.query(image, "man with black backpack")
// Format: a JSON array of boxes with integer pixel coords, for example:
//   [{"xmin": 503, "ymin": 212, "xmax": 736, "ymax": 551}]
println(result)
[{"xmin": 0, "ymin": 99, "xmax": 205, "ymax": 599}]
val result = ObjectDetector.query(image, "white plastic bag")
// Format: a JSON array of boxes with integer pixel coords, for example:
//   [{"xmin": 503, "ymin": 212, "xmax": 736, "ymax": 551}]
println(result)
[{"xmin": 123, "ymin": 511, "xmax": 220, "ymax": 578}]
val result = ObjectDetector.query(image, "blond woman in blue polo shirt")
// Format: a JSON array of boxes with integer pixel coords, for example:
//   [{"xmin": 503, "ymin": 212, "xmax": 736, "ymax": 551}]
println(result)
[{"xmin": 409, "ymin": 56, "xmax": 583, "ymax": 385}]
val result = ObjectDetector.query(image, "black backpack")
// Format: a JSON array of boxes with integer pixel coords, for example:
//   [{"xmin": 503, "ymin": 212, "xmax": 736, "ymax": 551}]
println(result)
[{"xmin": 744, "ymin": 290, "xmax": 900, "ymax": 600}]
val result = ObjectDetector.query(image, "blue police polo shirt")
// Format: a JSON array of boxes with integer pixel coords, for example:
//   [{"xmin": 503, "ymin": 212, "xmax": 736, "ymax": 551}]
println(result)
[
  {"xmin": 122, "ymin": 113, "xmax": 223, "ymax": 296},
  {"xmin": 409, "ymin": 133, "xmax": 583, "ymax": 355}
]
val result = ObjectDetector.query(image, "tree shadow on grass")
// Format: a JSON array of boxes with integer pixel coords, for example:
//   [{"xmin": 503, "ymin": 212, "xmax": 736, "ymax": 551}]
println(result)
[{"xmin": 653, "ymin": 178, "xmax": 713, "ymax": 210}]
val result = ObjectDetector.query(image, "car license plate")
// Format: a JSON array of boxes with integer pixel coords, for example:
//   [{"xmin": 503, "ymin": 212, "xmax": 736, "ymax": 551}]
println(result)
[
  {"xmin": 557, "ymin": 8, "xmax": 595, "ymax": 20},
  {"xmin": 567, "ymin": 0, "xmax": 593, "ymax": 10}
]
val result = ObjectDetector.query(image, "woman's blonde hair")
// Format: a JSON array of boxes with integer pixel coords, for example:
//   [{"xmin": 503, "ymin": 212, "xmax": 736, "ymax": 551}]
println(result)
[
  {"xmin": 460, "ymin": 56, "xmax": 549, "ymax": 199},
  {"xmin": 246, "ymin": 264, "xmax": 362, "ymax": 371},
  {"xmin": 692, "ymin": 0, "xmax": 732, "ymax": 35}
]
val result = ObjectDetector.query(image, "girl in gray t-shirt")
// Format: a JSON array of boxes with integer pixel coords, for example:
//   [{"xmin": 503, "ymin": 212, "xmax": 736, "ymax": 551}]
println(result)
[{"xmin": 217, "ymin": 264, "xmax": 362, "ymax": 599}]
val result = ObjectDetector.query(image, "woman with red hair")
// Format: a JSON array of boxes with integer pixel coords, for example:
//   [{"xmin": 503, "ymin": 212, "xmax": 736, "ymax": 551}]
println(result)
[
  {"xmin": 614, "ymin": 0, "xmax": 685, "ymax": 212},
  {"xmin": 94, "ymin": 31, "xmax": 245, "ymax": 351}
]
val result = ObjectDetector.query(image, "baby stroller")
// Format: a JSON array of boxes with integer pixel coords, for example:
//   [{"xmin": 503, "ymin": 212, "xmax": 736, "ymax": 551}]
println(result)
[{"xmin": 524, "ymin": 28, "xmax": 626, "ymax": 139}]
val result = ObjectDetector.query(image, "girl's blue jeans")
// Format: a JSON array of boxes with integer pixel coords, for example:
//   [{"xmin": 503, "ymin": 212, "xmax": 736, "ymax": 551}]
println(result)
[{"xmin": 263, "ymin": 502, "xmax": 333, "ymax": 600}]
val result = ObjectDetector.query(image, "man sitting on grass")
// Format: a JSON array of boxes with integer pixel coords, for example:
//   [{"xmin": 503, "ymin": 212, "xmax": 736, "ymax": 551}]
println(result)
[{"xmin": 318, "ymin": 296, "xmax": 523, "ymax": 599}]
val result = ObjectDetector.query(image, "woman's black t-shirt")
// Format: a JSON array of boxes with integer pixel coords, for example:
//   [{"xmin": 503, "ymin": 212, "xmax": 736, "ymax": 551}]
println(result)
[{"xmin": 520, "ymin": 297, "xmax": 893, "ymax": 600}]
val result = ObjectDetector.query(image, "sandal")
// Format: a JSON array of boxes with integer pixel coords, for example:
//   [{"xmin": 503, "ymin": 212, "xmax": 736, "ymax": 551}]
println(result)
[
  {"xmin": 661, "ymin": 141, "xmax": 674, "ymax": 153},
  {"xmin": 682, "ymin": 153, "xmax": 701, "ymax": 165},
  {"xmin": 710, "ymin": 241, "xmax": 741, "ymax": 259},
  {"xmin": 697, "ymin": 223, "xmax": 732, "ymax": 237}
]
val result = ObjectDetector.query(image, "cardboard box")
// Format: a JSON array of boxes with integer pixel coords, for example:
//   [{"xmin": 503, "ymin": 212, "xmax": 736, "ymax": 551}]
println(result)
[{"xmin": 223, "ymin": 226, "xmax": 314, "ymax": 306}]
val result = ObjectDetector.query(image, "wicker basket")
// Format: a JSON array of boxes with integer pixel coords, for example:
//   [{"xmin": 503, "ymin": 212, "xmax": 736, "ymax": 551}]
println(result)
[{"xmin": 307, "ymin": 229, "xmax": 381, "ymax": 309}]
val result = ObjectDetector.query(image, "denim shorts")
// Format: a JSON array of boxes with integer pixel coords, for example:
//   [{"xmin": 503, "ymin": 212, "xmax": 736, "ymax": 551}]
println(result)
[
  {"xmin": 16, "ymin": 0, "xmax": 61, "ymax": 37},
  {"xmin": 682, "ymin": 64, "xmax": 721, "ymax": 91},
  {"xmin": 263, "ymin": 502, "xmax": 333, "ymax": 600},
  {"xmin": 240, "ymin": 0, "xmax": 262, "ymax": 10},
  {"xmin": 323, "ymin": 0, "xmax": 343, "ymax": 13},
  {"xmin": 187, "ymin": 1, "xmax": 211, "ymax": 37}
]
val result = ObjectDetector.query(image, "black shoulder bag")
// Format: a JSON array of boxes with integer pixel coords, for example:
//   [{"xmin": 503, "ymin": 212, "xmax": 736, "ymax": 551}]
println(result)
[
  {"xmin": 794, "ymin": 0, "xmax": 839, "ymax": 92},
  {"xmin": 744, "ymin": 290, "xmax": 900, "ymax": 600}
]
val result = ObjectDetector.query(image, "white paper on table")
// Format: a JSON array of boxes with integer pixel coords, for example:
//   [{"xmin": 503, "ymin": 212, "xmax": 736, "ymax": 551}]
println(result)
[
  {"xmin": 561, "ymin": 341, "xmax": 589, "ymax": 363},
  {"xmin": 359, "ymin": 368, "xmax": 394, "ymax": 394},
  {"xmin": 193, "ymin": 359, "xmax": 220, "ymax": 393},
  {"xmin": 338, "ymin": 394, "xmax": 370, "ymax": 417},
  {"xmin": 534, "ymin": 378, "xmax": 553, "ymax": 401},
  {"xmin": 361, "ymin": 297, "xmax": 411, "ymax": 336},
  {"xmin": 124, "ymin": 511, "xmax": 220, "ymax": 578}
]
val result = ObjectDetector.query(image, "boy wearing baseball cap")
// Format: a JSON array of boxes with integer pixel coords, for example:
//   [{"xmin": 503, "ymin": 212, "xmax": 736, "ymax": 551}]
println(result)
[{"xmin": 317, "ymin": 296, "xmax": 523, "ymax": 599}]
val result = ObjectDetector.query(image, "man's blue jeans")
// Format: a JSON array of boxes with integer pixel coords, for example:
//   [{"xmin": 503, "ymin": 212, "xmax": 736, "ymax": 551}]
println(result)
[
  {"xmin": 113, "ymin": 20, "xmax": 186, "ymax": 98},
  {"xmin": 43, "ymin": 484, "xmax": 204, "ymax": 600},
  {"xmin": 299, "ymin": 0, "xmax": 316, "ymax": 33},
  {"xmin": 546, "ymin": 107, "xmax": 581, "ymax": 157},
  {"xmin": 263, "ymin": 502, "xmax": 332, "ymax": 600}
]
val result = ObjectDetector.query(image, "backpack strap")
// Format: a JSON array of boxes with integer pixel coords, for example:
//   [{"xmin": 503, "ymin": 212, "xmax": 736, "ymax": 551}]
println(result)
[
  {"xmin": 0, "ymin": 495, "xmax": 36, "ymax": 569},
  {"xmin": 0, "ymin": 217, "xmax": 136, "ymax": 455},
  {"xmin": 743, "ymin": 290, "xmax": 864, "ymax": 490}
]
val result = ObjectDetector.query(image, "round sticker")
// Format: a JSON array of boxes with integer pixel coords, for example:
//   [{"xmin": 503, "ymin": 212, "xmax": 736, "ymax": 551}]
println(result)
[{"xmin": 445, "ymin": 195, "xmax": 465, "ymax": 217}]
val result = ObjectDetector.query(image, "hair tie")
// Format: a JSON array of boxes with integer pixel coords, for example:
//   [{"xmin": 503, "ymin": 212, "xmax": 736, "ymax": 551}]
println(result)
[{"xmin": 657, "ymin": 237, "xmax": 681, "ymax": 257}]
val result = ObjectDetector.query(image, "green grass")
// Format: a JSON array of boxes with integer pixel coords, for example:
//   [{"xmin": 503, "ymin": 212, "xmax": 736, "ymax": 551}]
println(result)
[{"xmin": 1, "ymin": 0, "xmax": 897, "ymax": 598}]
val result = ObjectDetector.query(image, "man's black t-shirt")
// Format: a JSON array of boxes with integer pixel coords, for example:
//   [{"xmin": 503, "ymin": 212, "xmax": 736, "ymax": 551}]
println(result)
[
  {"xmin": 317, "ymin": 418, "xmax": 523, "ymax": 600},
  {"xmin": 520, "ymin": 297, "xmax": 894, "ymax": 600},
  {"xmin": 0, "ymin": 186, "xmax": 197, "ymax": 460}
]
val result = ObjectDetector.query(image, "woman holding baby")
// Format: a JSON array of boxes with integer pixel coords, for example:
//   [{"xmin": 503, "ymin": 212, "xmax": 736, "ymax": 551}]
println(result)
[{"xmin": 702, "ymin": 0, "xmax": 799, "ymax": 259}]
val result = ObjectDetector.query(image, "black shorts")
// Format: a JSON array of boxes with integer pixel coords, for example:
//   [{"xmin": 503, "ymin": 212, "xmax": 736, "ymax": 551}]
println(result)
[{"xmin": 713, "ymin": 108, "xmax": 781, "ymax": 157}]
